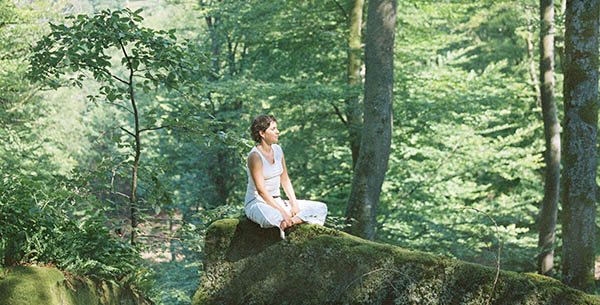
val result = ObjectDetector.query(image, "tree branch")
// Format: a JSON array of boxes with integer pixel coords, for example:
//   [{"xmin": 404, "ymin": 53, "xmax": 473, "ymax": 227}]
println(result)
[
  {"xmin": 80, "ymin": 62, "xmax": 130, "ymax": 86},
  {"xmin": 106, "ymin": 100, "xmax": 134, "ymax": 114},
  {"xmin": 120, "ymin": 126, "xmax": 135, "ymax": 137},
  {"xmin": 76, "ymin": 63, "xmax": 129, "ymax": 86},
  {"xmin": 115, "ymin": 192, "xmax": 130, "ymax": 199},
  {"xmin": 94, "ymin": 125, "xmax": 120, "ymax": 146},
  {"xmin": 139, "ymin": 125, "xmax": 170, "ymax": 133},
  {"xmin": 333, "ymin": 0, "xmax": 348, "ymax": 19},
  {"xmin": 137, "ymin": 234, "xmax": 181, "ymax": 242},
  {"xmin": 330, "ymin": 102, "xmax": 348, "ymax": 125},
  {"xmin": 6, "ymin": 87, "xmax": 40, "ymax": 113}
]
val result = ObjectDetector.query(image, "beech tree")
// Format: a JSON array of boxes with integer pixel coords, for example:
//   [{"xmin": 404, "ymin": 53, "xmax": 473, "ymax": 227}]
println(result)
[
  {"xmin": 345, "ymin": 0, "xmax": 397, "ymax": 240},
  {"xmin": 537, "ymin": 0, "xmax": 560, "ymax": 277},
  {"xmin": 342, "ymin": 0, "xmax": 365, "ymax": 169},
  {"xmin": 330, "ymin": 0, "xmax": 364, "ymax": 169},
  {"xmin": 561, "ymin": 0, "xmax": 598, "ymax": 293}
]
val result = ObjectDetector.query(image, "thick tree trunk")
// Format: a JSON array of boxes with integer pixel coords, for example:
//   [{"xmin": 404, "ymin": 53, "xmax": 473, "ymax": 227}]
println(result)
[
  {"xmin": 345, "ymin": 0, "xmax": 397, "ymax": 240},
  {"xmin": 538, "ymin": 0, "xmax": 560, "ymax": 277},
  {"xmin": 347, "ymin": 0, "xmax": 365, "ymax": 169},
  {"xmin": 561, "ymin": 0, "xmax": 598, "ymax": 293}
]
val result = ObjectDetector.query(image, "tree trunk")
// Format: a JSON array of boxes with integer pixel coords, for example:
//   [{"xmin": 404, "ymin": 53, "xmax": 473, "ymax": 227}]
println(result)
[
  {"xmin": 555, "ymin": 0, "xmax": 568, "ymax": 74},
  {"xmin": 206, "ymin": 15, "xmax": 221, "ymax": 81},
  {"xmin": 119, "ymin": 39, "xmax": 141, "ymax": 246},
  {"xmin": 347, "ymin": 0, "xmax": 365, "ymax": 169},
  {"xmin": 527, "ymin": 8, "xmax": 541, "ymax": 107},
  {"xmin": 538, "ymin": 0, "xmax": 560, "ymax": 277},
  {"xmin": 129, "ymin": 73, "xmax": 141, "ymax": 247},
  {"xmin": 561, "ymin": 0, "xmax": 598, "ymax": 293},
  {"xmin": 345, "ymin": 0, "xmax": 397, "ymax": 240}
]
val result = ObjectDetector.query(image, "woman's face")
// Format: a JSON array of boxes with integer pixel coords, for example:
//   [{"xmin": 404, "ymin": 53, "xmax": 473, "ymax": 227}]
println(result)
[{"xmin": 260, "ymin": 121, "xmax": 279, "ymax": 144}]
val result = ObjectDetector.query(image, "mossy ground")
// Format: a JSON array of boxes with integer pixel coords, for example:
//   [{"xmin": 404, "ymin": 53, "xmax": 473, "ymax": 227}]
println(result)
[
  {"xmin": 193, "ymin": 217, "xmax": 600, "ymax": 305},
  {"xmin": 0, "ymin": 266, "xmax": 144, "ymax": 305}
]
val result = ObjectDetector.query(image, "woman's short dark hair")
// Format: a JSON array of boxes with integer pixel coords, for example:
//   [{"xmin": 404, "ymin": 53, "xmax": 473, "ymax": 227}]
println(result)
[{"xmin": 251, "ymin": 114, "xmax": 276, "ymax": 143}]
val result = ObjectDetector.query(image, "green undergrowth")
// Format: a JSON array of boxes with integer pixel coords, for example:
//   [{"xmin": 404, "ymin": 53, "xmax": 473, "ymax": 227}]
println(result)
[
  {"xmin": 0, "ymin": 266, "xmax": 145, "ymax": 305},
  {"xmin": 148, "ymin": 204, "xmax": 244, "ymax": 305},
  {"xmin": 193, "ymin": 217, "xmax": 600, "ymax": 305},
  {"xmin": 150, "ymin": 260, "xmax": 201, "ymax": 305},
  {"xmin": 0, "ymin": 172, "xmax": 156, "ymax": 301}
]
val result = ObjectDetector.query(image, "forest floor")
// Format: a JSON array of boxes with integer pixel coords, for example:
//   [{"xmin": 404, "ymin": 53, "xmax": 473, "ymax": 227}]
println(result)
[
  {"xmin": 137, "ymin": 211, "xmax": 202, "ymax": 304},
  {"xmin": 138, "ymin": 211, "xmax": 185, "ymax": 263}
]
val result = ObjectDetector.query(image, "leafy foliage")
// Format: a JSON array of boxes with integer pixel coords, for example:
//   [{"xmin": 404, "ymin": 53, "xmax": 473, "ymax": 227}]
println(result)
[
  {"xmin": 4, "ymin": 0, "xmax": 597, "ymax": 303},
  {"xmin": 0, "ymin": 169, "xmax": 155, "ymax": 296},
  {"xmin": 150, "ymin": 205, "xmax": 243, "ymax": 305},
  {"xmin": 27, "ymin": 6, "xmax": 213, "ymax": 247},
  {"xmin": 28, "ymin": 7, "xmax": 208, "ymax": 101}
]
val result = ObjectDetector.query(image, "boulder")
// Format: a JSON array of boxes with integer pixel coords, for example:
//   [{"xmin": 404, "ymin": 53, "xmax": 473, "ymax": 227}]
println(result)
[
  {"xmin": 0, "ymin": 266, "xmax": 147, "ymax": 305},
  {"xmin": 192, "ymin": 217, "xmax": 600, "ymax": 305}
]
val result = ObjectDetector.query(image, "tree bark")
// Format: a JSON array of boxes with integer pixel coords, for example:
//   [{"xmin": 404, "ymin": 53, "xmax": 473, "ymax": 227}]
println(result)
[
  {"xmin": 538, "ymin": 0, "xmax": 560, "ymax": 277},
  {"xmin": 204, "ymin": 5, "xmax": 221, "ymax": 81},
  {"xmin": 345, "ymin": 0, "xmax": 397, "ymax": 240},
  {"xmin": 119, "ymin": 39, "xmax": 141, "ymax": 246},
  {"xmin": 561, "ymin": 0, "xmax": 598, "ymax": 293},
  {"xmin": 346, "ymin": 0, "xmax": 365, "ymax": 169},
  {"xmin": 527, "ymin": 9, "xmax": 541, "ymax": 107},
  {"xmin": 555, "ymin": 0, "xmax": 568, "ymax": 74}
]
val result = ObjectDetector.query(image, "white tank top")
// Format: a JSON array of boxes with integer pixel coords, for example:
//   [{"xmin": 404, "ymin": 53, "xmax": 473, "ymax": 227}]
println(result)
[{"xmin": 245, "ymin": 144, "xmax": 283, "ymax": 205}]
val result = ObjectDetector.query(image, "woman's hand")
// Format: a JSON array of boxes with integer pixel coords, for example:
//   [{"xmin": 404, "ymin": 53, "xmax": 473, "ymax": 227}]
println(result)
[
  {"xmin": 280, "ymin": 212, "xmax": 293, "ymax": 230},
  {"xmin": 291, "ymin": 204, "xmax": 300, "ymax": 217}
]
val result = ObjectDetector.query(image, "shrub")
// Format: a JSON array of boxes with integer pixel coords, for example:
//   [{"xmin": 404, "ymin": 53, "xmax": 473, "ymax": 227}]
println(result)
[{"xmin": 0, "ymin": 171, "xmax": 155, "ymax": 297}]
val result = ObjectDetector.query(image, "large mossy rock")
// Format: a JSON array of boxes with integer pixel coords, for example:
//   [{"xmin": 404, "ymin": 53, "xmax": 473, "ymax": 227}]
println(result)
[
  {"xmin": 0, "ymin": 266, "xmax": 147, "ymax": 305},
  {"xmin": 192, "ymin": 217, "xmax": 600, "ymax": 305}
]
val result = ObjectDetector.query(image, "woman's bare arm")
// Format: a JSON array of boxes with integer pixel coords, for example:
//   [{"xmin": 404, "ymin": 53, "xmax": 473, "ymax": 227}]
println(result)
[
  {"xmin": 248, "ymin": 152, "xmax": 291, "ymax": 220},
  {"xmin": 280, "ymin": 153, "xmax": 300, "ymax": 215}
]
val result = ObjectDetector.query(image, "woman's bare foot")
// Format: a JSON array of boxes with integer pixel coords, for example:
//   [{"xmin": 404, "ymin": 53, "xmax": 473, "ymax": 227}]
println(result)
[
  {"xmin": 278, "ymin": 217, "xmax": 304, "ymax": 240},
  {"xmin": 282, "ymin": 217, "xmax": 293, "ymax": 229}
]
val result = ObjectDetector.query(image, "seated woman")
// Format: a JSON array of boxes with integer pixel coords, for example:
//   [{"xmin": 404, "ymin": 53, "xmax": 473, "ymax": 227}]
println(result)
[{"xmin": 244, "ymin": 114, "xmax": 328, "ymax": 239}]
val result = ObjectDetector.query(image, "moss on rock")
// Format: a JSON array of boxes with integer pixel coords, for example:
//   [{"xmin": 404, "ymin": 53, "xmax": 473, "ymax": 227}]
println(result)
[
  {"xmin": 0, "ymin": 266, "xmax": 147, "ymax": 305},
  {"xmin": 192, "ymin": 217, "xmax": 600, "ymax": 305}
]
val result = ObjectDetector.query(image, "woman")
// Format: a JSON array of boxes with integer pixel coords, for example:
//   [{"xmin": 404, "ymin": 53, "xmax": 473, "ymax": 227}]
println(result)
[{"xmin": 244, "ymin": 114, "xmax": 328, "ymax": 239}]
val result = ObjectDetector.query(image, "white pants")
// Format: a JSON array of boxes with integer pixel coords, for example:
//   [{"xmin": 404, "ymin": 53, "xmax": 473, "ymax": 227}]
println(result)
[{"xmin": 245, "ymin": 197, "xmax": 327, "ymax": 228}]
